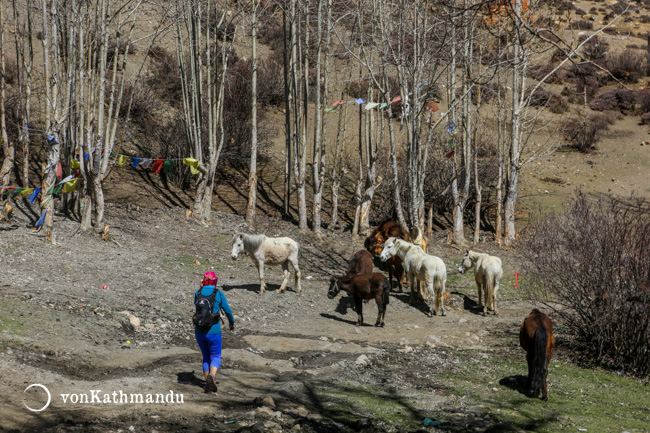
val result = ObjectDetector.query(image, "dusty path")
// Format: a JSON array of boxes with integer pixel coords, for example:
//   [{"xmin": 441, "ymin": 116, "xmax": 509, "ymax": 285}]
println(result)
[{"xmin": 0, "ymin": 204, "xmax": 533, "ymax": 432}]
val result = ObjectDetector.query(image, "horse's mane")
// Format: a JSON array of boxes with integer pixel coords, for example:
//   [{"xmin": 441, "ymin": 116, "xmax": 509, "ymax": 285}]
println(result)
[{"xmin": 239, "ymin": 233, "xmax": 266, "ymax": 252}]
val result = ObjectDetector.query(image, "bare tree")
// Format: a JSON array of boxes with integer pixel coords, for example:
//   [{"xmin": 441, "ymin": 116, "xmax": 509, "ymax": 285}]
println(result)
[
  {"xmin": 0, "ymin": 2, "xmax": 12, "ymax": 185},
  {"xmin": 246, "ymin": 0, "xmax": 259, "ymax": 227},
  {"xmin": 175, "ymin": 0, "xmax": 236, "ymax": 224}
]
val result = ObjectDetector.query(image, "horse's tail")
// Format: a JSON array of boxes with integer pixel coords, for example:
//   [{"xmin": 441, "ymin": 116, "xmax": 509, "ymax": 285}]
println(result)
[
  {"xmin": 382, "ymin": 279, "xmax": 390, "ymax": 305},
  {"xmin": 532, "ymin": 324, "xmax": 548, "ymax": 398}
]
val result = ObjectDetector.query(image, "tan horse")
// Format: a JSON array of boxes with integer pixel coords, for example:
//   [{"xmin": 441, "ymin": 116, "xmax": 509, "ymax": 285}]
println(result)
[
  {"xmin": 458, "ymin": 250, "xmax": 503, "ymax": 315},
  {"xmin": 231, "ymin": 233, "xmax": 301, "ymax": 295},
  {"xmin": 379, "ymin": 237, "xmax": 447, "ymax": 316}
]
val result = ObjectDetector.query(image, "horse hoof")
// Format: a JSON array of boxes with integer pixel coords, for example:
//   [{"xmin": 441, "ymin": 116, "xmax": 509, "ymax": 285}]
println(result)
[{"xmin": 355, "ymin": 322, "xmax": 361, "ymax": 326}]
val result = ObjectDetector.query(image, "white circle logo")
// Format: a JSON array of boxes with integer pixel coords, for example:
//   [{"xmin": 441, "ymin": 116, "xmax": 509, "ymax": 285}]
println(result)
[{"xmin": 23, "ymin": 384, "xmax": 51, "ymax": 412}]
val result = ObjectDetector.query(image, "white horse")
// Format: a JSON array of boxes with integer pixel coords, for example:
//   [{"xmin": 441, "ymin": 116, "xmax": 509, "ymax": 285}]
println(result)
[
  {"xmin": 458, "ymin": 250, "xmax": 503, "ymax": 315},
  {"xmin": 231, "ymin": 233, "xmax": 302, "ymax": 295},
  {"xmin": 380, "ymin": 237, "xmax": 447, "ymax": 316}
]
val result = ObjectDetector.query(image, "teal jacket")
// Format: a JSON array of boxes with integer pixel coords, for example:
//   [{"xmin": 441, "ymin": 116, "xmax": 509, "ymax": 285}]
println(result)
[{"xmin": 194, "ymin": 286, "xmax": 235, "ymax": 335}]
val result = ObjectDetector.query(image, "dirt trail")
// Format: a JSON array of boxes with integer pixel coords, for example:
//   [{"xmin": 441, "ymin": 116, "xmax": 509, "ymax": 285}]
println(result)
[{"xmin": 0, "ymin": 204, "xmax": 534, "ymax": 432}]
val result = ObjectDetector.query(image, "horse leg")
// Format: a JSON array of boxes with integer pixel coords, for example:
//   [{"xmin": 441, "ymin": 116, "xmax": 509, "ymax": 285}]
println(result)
[
  {"xmin": 440, "ymin": 277, "xmax": 447, "ymax": 316},
  {"xmin": 492, "ymin": 279, "xmax": 500, "ymax": 316},
  {"xmin": 409, "ymin": 273, "xmax": 417, "ymax": 305},
  {"xmin": 354, "ymin": 296, "xmax": 363, "ymax": 326},
  {"xmin": 257, "ymin": 261, "xmax": 266, "ymax": 295},
  {"xmin": 291, "ymin": 257, "xmax": 302, "ymax": 294},
  {"xmin": 277, "ymin": 262, "xmax": 290, "ymax": 293},
  {"xmin": 526, "ymin": 350, "xmax": 534, "ymax": 394},
  {"xmin": 427, "ymin": 279, "xmax": 435, "ymax": 317},
  {"xmin": 374, "ymin": 294, "xmax": 383, "ymax": 327},
  {"xmin": 477, "ymin": 280, "xmax": 486, "ymax": 315}
]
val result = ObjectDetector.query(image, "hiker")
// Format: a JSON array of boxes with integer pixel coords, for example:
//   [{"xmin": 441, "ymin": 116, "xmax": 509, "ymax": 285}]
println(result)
[{"xmin": 193, "ymin": 271, "xmax": 235, "ymax": 393}]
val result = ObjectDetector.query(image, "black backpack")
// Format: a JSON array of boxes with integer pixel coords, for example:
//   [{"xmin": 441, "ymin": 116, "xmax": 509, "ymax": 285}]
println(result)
[{"xmin": 193, "ymin": 288, "xmax": 220, "ymax": 328}]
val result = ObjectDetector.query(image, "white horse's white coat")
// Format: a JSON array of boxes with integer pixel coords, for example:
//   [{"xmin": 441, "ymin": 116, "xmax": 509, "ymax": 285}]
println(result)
[
  {"xmin": 380, "ymin": 237, "xmax": 447, "ymax": 316},
  {"xmin": 458, "ymin": 250, "xmax": 503, "ymax": 315},
  {"xmin": 231, "ymin": 233, "xmax": 301, "ymax": 295}
]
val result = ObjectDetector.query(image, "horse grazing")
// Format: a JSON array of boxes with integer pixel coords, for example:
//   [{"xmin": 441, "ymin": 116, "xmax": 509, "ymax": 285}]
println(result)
[
  {"xmin": 519, "ymin": 309, "xmax": 554, "ymax": 401},
  {"xmin": 231, "ymin": 233, "xmax": 301, "ymax": 295},
  {"xmin": 342, "ymin": 250, "xmax": 374, "ymax": 277},
  {"xmin": 365, "ymin": 220, "xmax": 405, "ymax": 290},
  {"xmin": 380, "ymin": 237, "xmax": 447, "ymax": 316},
  {"xmin": 458, "ymin": 250, "xmax": 503, "ymax": 315},
  {"xmin": 328, "ymin": 273, "xmax": 390, "ymax": 327}
]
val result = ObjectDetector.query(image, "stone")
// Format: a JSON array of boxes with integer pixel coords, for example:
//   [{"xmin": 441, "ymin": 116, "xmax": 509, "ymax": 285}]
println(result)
[
  {"xmin": 262, "ymin": 395, "xmax": 276, "ymax": 408},
  {"xmin": 355, "ymin": 354, "xmax": 369, "ymax": 366},
  {"xmin": 144, "ymin": 323, "xmax": 155, "ymax": 330},
  {"xmin": 397, "ymin": 346, "xmax": 413, "ymax": 353}
]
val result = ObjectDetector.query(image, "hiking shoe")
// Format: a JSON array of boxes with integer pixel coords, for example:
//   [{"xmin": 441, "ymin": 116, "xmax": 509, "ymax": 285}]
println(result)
[
  {"xmin": 207, "ymin": 373, "xmax": 218, "ymax": 392},
  {"xmin": 203, "ymin": 383, "xmax": 210, "ymax": 393}
]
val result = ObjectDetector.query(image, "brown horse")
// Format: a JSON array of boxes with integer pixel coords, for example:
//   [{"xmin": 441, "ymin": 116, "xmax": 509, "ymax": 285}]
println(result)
[
  {"xmin": 519, "ymin": 309, "xmax": 555, "ymax": 401},
  {"xmin": 365, "ymin": 220, "xmax": 405, "ymax": 290},
  {"xmin": 328, "ymin": 273, "xmax": 390, "ymax": 327},
  {"xmin": 342, "ymin": 250, "xmax": 374, "ymax": 277}
]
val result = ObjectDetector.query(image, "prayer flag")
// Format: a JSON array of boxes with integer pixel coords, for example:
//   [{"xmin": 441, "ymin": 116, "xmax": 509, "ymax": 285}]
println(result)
[
  {"xmin": 56, "ymin": 162, "xmax": 63, "ymax": 180},
  {"xmin": 418, "ymin": 81, "xmax": 429, "ymax": 88},
  {"xmin": 426, "ymin": 101, "xmax": 439, "ymax": 112},
  {"xmin": 118, "ymin": 155, "xmax": 130, "ymax": 167},
  {"xmin": 35, "ymin": 210, "xmax": 47, "ymax": 228},
  {"xmin": 162, "ymin": 159, "xmax": 174, "ymax": 174},
  {"xmin": 140, "ymin": 158, "xmax": 153, "ymax": 168},
  {"xmin": 324, "ymin": 107, "xmax": 337, "ymax": 113},
  {"xmin": 446, "ymin": 120, "xmax": 456, "ymax": 133},
  {"xmin": 62, "ymin": 178, "xmax": 78, "ymax": 193},
  {"xmin": 46, "ymin": 183, "xmax": 56, "ymax": 195},
  {"xmin": 183, "ymin": 158, "xmax": 200, "ymax": 176},
  {"xmin": 84, "ymin": 153, "xmax": 90, "ymax": 160},
  {"xmin": 60, "ymin": 174, "xmax": 75, "ymax": 184},
  {"xmin": 21, "ymin": 188, "xmax": 34, "ymax": 197},
  {"xmin": 131, "ymin": 157, "xmax": 141, "ymax": 168},
  {"xmin": 444, "ymin": 150, "xmax": 455, "ymax": 159},
  {"xmin": 46, "ymin": 134, "xmax": 59, "ymax": 145},
  {"xmin": 391, "ymin": 95, "xmax": 401, "ymax": 105},
  {"xmin": 29, "ymin": 188, "xmax": 41, "ymax": 205},
  {"xmin": 332, "ymin": 100, "xmax": 345, "ymax": 107},
  {"xmin": 364, "ymin": 102, "xmax": 379, "ymax": 110},
  {"xmin": 71, "ymin": 159, "xmax": 80, "ymax": 169},
  {"xmin": 354, "ymin": 98, "xmax": 367, "ymax": 105},
  {"xmin": 379, "ymin": 103, "xmax": 388, "ymax": 109},
  {"xmin": 152, "ymin": 159, "xmax": 165, "ymax": 174},
  {"xmin": 11, "ymin": 188, "xmax": 24, "ymax": 199}
]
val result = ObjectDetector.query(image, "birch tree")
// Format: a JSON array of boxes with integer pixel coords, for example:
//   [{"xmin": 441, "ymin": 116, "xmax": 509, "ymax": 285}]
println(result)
[
  {"xmin": 246, "ymin": 0, "xmax": 259, "ymax": 226},
  {"xmin": 175, "ymin": 0, "xmax": 236, "ymax": 224}
]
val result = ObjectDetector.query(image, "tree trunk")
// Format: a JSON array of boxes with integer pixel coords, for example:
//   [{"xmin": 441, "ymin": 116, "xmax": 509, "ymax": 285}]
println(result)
[
  {"xmin": 246, "ymin": 0, "xmax": 258, "ymax": 227},
  {"xmin": 0, "ymin": 4, "xmax": 14, "ymax": 185}
]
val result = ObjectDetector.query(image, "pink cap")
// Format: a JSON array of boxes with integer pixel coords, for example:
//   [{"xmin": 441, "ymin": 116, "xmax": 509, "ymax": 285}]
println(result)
[{"xmin": 204, "ymin": 271, "xmax": 217, "ymax": 280}]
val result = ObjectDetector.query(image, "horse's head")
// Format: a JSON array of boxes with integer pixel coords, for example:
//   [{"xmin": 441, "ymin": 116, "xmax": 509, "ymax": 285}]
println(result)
[
  {"xmin": 458, "ymin": 250, "xmax": 472, "ymax": 274},
  {"xmin": 379, "ymin": 237, "xmax": 397, "ymax": 262},
  {"xmin": 231, "ymin": 233, "xmax": 245, "ymax": 259},
  {"xmin": 369, "ymin": 232, "xmax": 385, "ymax": 256},
  {"xmin": 327, "ymin": 277, "xmax": 341, "ymax": 299}
]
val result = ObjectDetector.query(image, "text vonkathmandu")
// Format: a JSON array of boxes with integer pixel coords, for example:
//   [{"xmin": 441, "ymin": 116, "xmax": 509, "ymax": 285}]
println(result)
[{"xmin": 59, "ymin": 390, "xmax": 184, "ymax": 405}]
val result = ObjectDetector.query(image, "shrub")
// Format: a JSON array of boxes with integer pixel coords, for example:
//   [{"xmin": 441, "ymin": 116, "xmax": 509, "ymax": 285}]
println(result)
[
  {"xmin": 569, "ymin": 19, "xmax": 593, "ymax": 30},
  {"xmin": 606, "ymin": 49, "xmax": 646, "ymax": 83},
  {"xmin": 118, "ymin": 82, "xmax": 157, "ymax": 130},
  {"xmin": 590, "ymin": 88, "xmax": 636, "ymax": 113},
  {"xmin": 521, "ymin": 193, "xmax": 650, "ymax": 376},
  {"xmin": 257, "ymin": 54, "xmax": 285, "ymax": 107},
  {"xmin": 561, "ymin": 114, "xmax": 608, "ymax": 151},
  {"xmin": 640, "ymin": 111, "xmax": 650, "ymax": 124},
  {"xmin": 527, "ymin": 63, "xmax": 565, "ymax": 84},
  {"xmin": 525, "ymin": 87, "xmax": 569, "ymax": 113},
  {"xmin": 146, "ymin": 45, "xmax": 183, "ymax": 106},
  {"xmin": 636, "ymin": 89, "xmax": 650, "ymax": 113},
  {"xmin": 258, "ymin": 15, "xmax": 284, "ymax": 52}
]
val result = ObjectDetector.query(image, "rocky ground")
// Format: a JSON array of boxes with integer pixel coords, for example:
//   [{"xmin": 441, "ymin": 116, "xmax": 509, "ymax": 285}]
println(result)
[{"xmin": 0, "ymin": 202, "xmax": 544, "ymax": 433}]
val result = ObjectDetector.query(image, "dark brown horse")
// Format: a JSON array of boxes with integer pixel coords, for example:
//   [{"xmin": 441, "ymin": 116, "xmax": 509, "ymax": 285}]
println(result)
[
  {"xmin": 520, "ymin": 309, "xmax": 555, "ymax": 401},
  {"xmin": 365, "ymin": 220, "xmax": 405, "ymax": 290},
  {"xmin": 343, "ymin": 250, "xmax": 374, "ymax": 277},
  {"xmin": 328, "ymin": 273, "xmax": 390, "ymax": 327}
]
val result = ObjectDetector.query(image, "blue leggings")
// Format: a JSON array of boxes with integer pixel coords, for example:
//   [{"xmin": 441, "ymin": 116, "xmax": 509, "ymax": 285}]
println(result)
[{"xmin": 195, "ymin": 332, "xmax": 222, "ymax": 372}]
